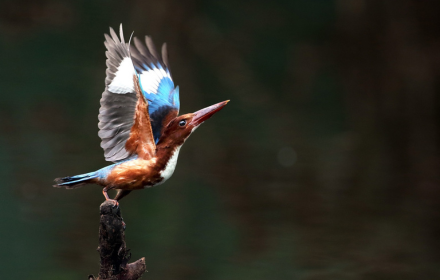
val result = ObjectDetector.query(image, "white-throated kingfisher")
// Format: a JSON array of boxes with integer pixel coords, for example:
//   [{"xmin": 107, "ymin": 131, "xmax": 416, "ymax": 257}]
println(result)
[{"xmin": 54, "ymin": 25, "xmax": 229, "ymax": 204}]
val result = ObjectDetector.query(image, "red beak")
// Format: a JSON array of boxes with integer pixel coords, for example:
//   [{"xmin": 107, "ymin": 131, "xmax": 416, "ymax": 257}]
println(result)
[{"xmin": 190, "ymin": 100, "xmax": 229, "ymax": 126}]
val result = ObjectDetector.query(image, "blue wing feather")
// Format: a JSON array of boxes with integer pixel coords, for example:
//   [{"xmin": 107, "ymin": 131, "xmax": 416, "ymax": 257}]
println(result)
[
  {"xmin": 157, "ymin": 76, "xmax": 174, "ymax": 98},
  {"xmin": 130, "ymin": 38, "xmax": 180, "ymax": 143}
]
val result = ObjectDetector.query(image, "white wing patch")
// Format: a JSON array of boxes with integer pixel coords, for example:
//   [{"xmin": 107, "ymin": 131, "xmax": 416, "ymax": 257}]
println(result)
[
  {"xmin": 108, "ymin": 57, "xmax": 135, "ymax": 94},
  {"xmin": 139, "ymin": 67, "xmax": 172, "ymax": 95}
]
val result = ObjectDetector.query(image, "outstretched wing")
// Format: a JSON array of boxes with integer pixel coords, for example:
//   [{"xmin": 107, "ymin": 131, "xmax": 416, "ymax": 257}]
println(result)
[
  {"xmin": 130, "ymin": 36, "xmax": 180, "ymax": 143},
  {"xmin": 98, "ymin": 25, "xmax": 156, "ymax": 162}
]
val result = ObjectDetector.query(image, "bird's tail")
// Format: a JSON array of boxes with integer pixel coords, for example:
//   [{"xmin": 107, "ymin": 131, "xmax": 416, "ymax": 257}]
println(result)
[{"xmin": 53, "ymin": 171, "xmax": 99, "ymax": 189}]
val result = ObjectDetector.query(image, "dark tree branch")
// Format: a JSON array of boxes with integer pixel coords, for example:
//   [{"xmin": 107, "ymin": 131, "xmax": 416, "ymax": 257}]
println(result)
[{"xmin": 88, "ymin": 201, "xmax": 146, "ymax": 280}]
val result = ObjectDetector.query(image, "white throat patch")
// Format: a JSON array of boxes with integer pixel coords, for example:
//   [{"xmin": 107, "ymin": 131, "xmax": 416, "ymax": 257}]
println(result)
[{"xmin": 158, "ymin": 146, "xmax": 182, "ymax": 184}]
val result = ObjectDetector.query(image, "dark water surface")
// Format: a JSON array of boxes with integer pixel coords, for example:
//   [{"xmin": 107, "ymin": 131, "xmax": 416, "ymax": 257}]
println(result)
[{"xmin": 1, "ymin": 1, "xmax": 440, "ymax": 279}]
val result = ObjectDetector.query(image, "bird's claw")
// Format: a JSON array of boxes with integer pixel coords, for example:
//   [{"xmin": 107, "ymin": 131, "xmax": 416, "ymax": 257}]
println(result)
[{"xmin": 106, "ymin": 199, "xmax": 119, "ymax": 208}]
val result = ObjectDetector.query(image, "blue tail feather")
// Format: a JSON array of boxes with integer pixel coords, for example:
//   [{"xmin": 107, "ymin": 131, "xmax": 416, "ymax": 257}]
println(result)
[
  {"xmin": 54, "ymin": 171, "xmax": 99, "ymax": 189},
  {"xmin": 53, "ymin": 157, "xmax": 134, "ymax": 189}
]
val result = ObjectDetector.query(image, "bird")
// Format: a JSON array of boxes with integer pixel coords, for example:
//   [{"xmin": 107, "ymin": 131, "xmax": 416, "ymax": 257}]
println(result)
[{"xmin": 54, "ymin": 24, "xmax": 229, "ymax": 204}]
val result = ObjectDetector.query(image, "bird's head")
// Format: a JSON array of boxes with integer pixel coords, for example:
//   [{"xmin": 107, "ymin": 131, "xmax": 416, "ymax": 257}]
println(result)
[{"xmin": 158, "ymin": 100, "xmax": 229, "ymax": 147}]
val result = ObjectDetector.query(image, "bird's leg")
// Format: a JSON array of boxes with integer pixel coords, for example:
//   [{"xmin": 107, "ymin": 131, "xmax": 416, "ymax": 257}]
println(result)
[
  {"xmin": 102, "ymin": 187, "xmax": 126, "ymax": 227},
  {"xmin": 114, "ymin": 189, "xmax": 132, "ymax": 201},
  {"xmin": 102, "ymin": 186, "xmax": 119, "ymax": 207}
]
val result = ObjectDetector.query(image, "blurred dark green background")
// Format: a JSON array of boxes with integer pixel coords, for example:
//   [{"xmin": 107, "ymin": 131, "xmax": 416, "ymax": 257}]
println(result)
[{"xmin": 1, "ymin": 0, "xmax": 440, "ymax": 279}]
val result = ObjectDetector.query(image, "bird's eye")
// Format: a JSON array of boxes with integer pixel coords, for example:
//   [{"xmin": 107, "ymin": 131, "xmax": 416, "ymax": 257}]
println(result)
[{"xmin": 179, "ymin": 120, "xmax": 187, "ymax": 127}]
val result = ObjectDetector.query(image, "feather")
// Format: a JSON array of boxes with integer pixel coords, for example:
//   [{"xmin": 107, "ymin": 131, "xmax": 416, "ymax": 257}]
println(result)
[
  {"xmin": 145, "ymin": 36, "xmax": 160, "ymax": 62},
  {"xmin": 99, "ymin": 25, "xmax": 154, "ymax": 162},
  {"xmin": 161, "ymin": 43, "xmax": 172, "ymax": 77},
  {"xmin": 130, "ymin": 36, "xmax": 179, "ymax": 143}
]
